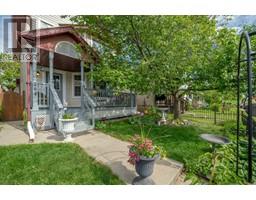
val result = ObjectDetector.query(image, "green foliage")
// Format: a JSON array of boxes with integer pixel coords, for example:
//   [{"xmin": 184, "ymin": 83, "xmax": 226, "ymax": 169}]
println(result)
[
  {"xmin": 147, "ymin": 106, "xmax": 161, "ymax": 120},
  {"xmin": 95, "ymin": 120, "xmax": 107, "ymax": 129},
  {"xmin": 0, "ymin": 143, "xmax": 123, "ymax": 184},
  {"xmin": 128, "ymin": 127, "xmax": 166, "ymax": 164},
  {"xmin": 189, "ymin": 143, "xmax": 250, "ymax": 184},
  {"xmin": 223, "ymin": 120, "xmax": 246, "ymax": 137},
  {"xmin": 128, "ymin": 115, "xmax": 141, "ymax": 125},
  {"xmin": 0, "ymin": 54, "xmax": 20, "ymax": 91},
  {"xmin": 71, "ymin": 16, "xmax": 238, "ymax": 94},
  {"xmin": 22, "ymin": 109, "xmax": 28, "ymax": 128},
  {"xmin": 71, "ymin": 16, "xmax": 238, "ymax": 119},
  {"xmin": 62, "ymin": 113, "xmax": 75, "ymax": 119},
  {"xmin": 210, "ymin": 103, "xmax": 221, "ymax": 112}
]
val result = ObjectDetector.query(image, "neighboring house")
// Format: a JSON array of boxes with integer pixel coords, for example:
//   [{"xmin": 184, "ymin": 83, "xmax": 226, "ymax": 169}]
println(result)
[
  {"xmin": 136, "ymin": 94, "xmax": 188, "ymax": 113},
  {"xmin": 11, "ymin": 15, "xmax": 136, "ymax": 134}
]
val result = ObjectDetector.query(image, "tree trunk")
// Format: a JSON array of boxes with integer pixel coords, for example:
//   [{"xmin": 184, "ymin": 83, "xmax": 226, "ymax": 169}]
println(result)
[{"xmin": 173, "ymin": 95, "xmax": 181, "ymax": 119}]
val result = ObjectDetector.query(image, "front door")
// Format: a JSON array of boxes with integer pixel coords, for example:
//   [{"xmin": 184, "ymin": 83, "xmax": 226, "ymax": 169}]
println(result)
[{"xmin": 46, "ymin": 72, "xmax": 63, "ymax": 103}]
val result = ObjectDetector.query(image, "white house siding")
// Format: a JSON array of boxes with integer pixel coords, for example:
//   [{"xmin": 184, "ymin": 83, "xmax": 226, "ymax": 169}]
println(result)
[{"xmin": 30, "ymin": 15, "xmax": 72, "ymax": 30}]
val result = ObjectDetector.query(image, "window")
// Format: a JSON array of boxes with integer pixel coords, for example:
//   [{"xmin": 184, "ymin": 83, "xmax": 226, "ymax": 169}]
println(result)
[
  {"xmin": 55, "ymin": 41, "xmax": 79, "ymax": 59},
  {"xmin": 73, "ymin": 74, "xmax": 81, "ymax": 97},
  {"xmin": 53, "ymin": 75, "xmax": 60, "ymax": 91}
]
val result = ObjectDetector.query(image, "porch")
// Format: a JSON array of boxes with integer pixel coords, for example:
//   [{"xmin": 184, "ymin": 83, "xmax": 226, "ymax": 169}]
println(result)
[{"xmin": 28, "ymin": 48, "xmax": 136, "ymax": 134}]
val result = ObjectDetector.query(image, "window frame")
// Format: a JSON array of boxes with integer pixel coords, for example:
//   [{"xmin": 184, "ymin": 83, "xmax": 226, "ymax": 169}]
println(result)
[
  {"xmin": 55, "ymin": 41, "xmax": 80, "ymax": 59},
  {"xmin": 72, "ymin": 73, "xmax": 81, "ymax": 98}
]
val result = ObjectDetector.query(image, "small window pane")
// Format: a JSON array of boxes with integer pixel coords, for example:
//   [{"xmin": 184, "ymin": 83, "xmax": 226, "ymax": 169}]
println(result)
[
  {"xmin": 74, "ymin": 75, "xmax": 81, "ymax": 81},
  {"xmin": 73, "ymin": 75, "xmax": 81, "ymax": 96},
  {"xmin": 74, "ymin": 86, "xmax": 81, "ymax": 96},
  {"xmin": 55, "ymin": 42, "xmax": 79, "ymax": 59}
]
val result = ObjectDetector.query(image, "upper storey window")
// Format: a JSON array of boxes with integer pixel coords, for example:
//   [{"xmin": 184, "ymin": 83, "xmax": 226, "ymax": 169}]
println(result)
[{"xmin": 55, "ymin": 41, "xmax": 79, "ymax": 59}]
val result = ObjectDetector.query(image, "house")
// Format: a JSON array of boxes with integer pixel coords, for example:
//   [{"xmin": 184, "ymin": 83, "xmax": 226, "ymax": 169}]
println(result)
[
  {"xmin": 10, "ymin": 15, "xmax": 137, "ymax": 137},
  {"xmin": 136, "ymin": 94, "xmax": 188, "ymax": 113}
]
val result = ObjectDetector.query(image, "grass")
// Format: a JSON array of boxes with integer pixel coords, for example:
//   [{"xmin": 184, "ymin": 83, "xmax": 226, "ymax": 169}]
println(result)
[
  {"xmin": 0, "ymin": 143, "xmax": 123, "ymax": 185},
  {"xmin": 97, "ymin": 115, "xmax": 232, "ymax": 172}
]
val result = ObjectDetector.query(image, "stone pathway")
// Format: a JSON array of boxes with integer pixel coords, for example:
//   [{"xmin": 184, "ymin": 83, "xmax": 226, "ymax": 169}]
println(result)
[{"xmin": 0, "ymin": 121, "xmax": 184, "ymax": 185}]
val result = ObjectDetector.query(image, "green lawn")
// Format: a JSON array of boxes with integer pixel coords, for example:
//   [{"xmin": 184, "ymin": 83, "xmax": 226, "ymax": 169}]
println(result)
[
  {"xmin": 98, "ymin": 115, "xmax": 231, "ymax": 172},
  {"xmin": 0, "ymin": 143, "xmax": 123, "ymax": 185}
]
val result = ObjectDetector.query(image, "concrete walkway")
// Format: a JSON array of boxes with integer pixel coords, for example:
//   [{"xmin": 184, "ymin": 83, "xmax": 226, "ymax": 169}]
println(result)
[
  {"xmin": 74, "ymin": 130, "xmax": 183, "ymax": 185},
  {"xmin": 0, "ymin": 121, "xmax": 29, "ymax": 145},
  {"xmin": 0, "ymin": 121, "xmax": 183, "ymax": 185}
]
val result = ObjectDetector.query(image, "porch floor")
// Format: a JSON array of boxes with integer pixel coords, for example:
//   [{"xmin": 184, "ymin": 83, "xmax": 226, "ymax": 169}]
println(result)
[{"xmin": 0, "ymin": 122, "xmax": 183, "ymax": 185}]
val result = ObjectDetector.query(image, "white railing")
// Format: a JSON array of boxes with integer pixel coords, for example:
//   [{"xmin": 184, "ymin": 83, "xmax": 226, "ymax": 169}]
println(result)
[
  {"xmin": 85, "ymin": 88, "xmax": 136, "ymax": 107},
  {"xmin": 49, "ymin": 85, "xmax": 64, "ymax": 133},
  {"xmin": 34, "ymin": 82, "xmax": 50, "ymax": 108},
  {"xmin": 82, "ymin": 83, "xmax": 96, "ymax": 128}
]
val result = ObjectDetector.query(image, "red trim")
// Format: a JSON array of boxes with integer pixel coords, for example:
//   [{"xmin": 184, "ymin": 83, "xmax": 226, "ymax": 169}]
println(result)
[{"xmin": 20, "ymin": 26, "xmax": 99, "ymax": 62}]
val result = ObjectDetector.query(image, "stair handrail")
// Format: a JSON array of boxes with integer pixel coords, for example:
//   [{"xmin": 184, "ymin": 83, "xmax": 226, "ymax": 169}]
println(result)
[
  {"xmin": 82, "ymin": 82, "xmax": 96, "ymax": 128},
  {"xmin": 49, "ymin": 84, "xmax": 64, "ymax": 132}
]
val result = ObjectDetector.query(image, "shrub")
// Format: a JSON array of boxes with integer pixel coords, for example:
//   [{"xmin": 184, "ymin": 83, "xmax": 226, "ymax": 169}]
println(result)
[
  {"xmin": 22, "ymin": 109, "xmax": 27, "ymax": 128},
  {"xmin": 128, "ymin": 116, "xmax": 141, "ymax": 125},
  {"xmin": 189, "ymin": 142, "xmax": 255, "ymax": 184},
  {"xmin": 95, "ymin": 120, "xmax": 107, "ymax": 129},
  {"xmin": 210, "ymin": 103, "xmax": 221, "ymax": 112},
  {"xmin": 62, "ymin": 113, "xmax": 75, "ymax": 119},
  {"xmin": 223, "ymin": 120, "xmax": 246, "ymax": 137}
]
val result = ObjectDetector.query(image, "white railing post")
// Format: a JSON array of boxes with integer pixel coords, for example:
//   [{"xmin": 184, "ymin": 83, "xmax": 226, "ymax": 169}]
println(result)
[
  {"xmin": 81, "ymin": 60, "xmax": 84, "ymax": 108},
  {"xmin": 49, "ymin": 51, "xmax": 54, "ymax": 87},
  {"xmin": 90, "ymin": 63, "xmax": 94, "ymax": 89},
  {"xmin": 49, "ymin": 51, "xmax": 54, "ymax": 128},
  {"xmin": 32, "ymin": 48, "xmax": 39, "ymax": 111}
]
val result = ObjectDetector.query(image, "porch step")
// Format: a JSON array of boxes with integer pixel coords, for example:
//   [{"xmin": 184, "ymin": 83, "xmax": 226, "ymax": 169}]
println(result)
[{"xmin": 69, "ymin": 120, "xmax": 93, "ymax": 134}]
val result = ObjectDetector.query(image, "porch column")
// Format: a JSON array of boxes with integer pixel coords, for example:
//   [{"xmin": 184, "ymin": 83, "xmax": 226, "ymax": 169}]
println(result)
[
  {"xmin": 90, "ymin": 63, "xmax": 94, "ymax": 89},
  {"xmin": 32, "ymin": 48, "xmax": 38, "ymax": 111},
  {"xmin": 49, "ymin": 51, "xmax": 54, "ymax": 86},
  {"xmin": 49, "ymin": 51, "xmax": 54, "ymax": 126},
  {"xmin": 80, "ymin": 60, "xmax": 84, "ymax": 106}
]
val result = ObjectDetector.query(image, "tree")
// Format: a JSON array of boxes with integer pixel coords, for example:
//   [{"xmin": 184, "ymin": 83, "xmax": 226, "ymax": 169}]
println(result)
[
  {"xmin": 71, "ymin": 16, "xmax": 238, "ymax": 119},
  {"xmin": 0, "ymin": 53, "xmax": 20, "ymax": 91}
]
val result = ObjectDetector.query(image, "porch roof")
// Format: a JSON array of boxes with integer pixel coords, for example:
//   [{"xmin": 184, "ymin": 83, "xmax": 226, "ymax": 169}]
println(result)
[{"xmin": 38, "ymin": 48, "xmax": 90, "ymax": 72}]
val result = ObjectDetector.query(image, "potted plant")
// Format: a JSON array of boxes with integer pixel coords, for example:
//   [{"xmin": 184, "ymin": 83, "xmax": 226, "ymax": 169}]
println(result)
[
  {"xmin": 59, "ymin": 113, "xmax": 78, "ymax": 133},
  {"xmin": 128, "ymin": 133, "xmax": 166, "ymax": 178}
]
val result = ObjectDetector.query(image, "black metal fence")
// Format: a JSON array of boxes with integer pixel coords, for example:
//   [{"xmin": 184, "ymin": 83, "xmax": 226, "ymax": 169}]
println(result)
[{"xmin": 183, "ymin": 109, "xmax": 237, "ymax": 123}]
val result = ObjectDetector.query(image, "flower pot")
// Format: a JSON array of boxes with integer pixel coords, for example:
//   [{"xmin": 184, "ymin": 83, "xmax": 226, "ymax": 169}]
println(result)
[
  {"xmin": 59, "ymin": 117, "xmax": 78, "ymax": 132},
  {"xmin": 135, "ymin": 154, "xmax": 159, "ymax": 178}
]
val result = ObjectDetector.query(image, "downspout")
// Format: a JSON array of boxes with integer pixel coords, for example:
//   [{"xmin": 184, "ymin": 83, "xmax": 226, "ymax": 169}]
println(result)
[
  {"xmin": 26, "ymin": 61, "xmax": 31, "ymax": 121},
  {"xmin": 26, "ymin": 59, "xmax": 35, "ymax": 142}
]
